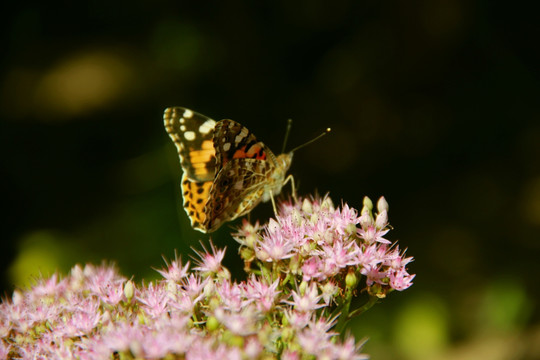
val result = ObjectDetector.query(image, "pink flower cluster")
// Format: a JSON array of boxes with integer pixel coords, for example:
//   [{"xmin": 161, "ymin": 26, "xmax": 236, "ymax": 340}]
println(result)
[
  {"xmin": 235, "ymin": 195, "xmax": 415, "ymax": 297},
  {"xmin": 0, "ymin": 195, "xmax": 413, "ymax": 359}
]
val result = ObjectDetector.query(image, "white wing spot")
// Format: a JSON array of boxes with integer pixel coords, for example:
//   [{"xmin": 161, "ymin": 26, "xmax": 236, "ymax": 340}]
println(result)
[
  {"xmin": 183, "ymin": 109, "xmax": 194, "ymax": 118},
  {"xmin": 184, "ymin": 131, "xmax": 196, "ymax": 141},
  {"xmin": 180, "ymin": 125, "xmax": 186, "ymax": 131},
  {"xmin": 180, "ymin": 117, "xmax": 186, "ymax": 124},
  {"xmin": 235, "ymin": 134, "xmax": 245, "ymax": 144},
  {"xmin": 223, "ymin": 142, "xmax": 231, "ymax": 151},
  {"xmin": 199, "ymin": 120, "xmax": 216, "ymax": 135}
]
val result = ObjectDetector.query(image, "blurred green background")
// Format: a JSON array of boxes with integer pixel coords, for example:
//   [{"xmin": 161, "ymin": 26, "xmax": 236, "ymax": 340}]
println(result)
[{"xmin": 1, "ymin": 1, "xmax": 539, "ymax": 359}]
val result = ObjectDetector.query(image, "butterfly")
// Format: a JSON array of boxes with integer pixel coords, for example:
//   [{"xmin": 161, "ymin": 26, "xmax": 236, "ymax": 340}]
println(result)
[{"xmin": 164, "ymin": 107, "xmax": 294, "ymax": 233}]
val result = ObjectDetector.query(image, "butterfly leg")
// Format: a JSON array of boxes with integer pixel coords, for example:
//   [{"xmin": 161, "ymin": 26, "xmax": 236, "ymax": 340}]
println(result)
[
  {"xmin": 282, "ymin": 174, "xmax": 298, "ymax": 203},
  {"xmin": 270, "ymin": 191, "xmax": 278, "ymax": 216}
]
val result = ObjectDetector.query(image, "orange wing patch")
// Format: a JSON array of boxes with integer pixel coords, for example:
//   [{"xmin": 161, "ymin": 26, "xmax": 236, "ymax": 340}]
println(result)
[
  {"xmin": 188, "ymin": 140, "xmax": 216, "ymax": 177},
  {"xmin": 233, "ymin": 143, "xmax": 267, "ymax": 160}
]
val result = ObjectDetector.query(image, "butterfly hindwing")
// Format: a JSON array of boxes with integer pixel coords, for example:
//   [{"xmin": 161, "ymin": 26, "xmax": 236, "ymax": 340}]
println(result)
[
  {"xmin": 203, "ymin": 158, "xmax": 272, "ymax": 232},
  {"xmin": 164, "ymin": 107, "xmax": 217, "ymax": 182}
]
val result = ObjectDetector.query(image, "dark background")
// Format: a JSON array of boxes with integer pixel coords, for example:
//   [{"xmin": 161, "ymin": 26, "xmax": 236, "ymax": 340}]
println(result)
[{"xmin": 1, "ymin": 1, "xmax": 539, "ymax": 359}]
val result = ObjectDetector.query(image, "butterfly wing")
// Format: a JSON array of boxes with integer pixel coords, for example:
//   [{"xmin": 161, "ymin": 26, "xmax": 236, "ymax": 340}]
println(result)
[
  {"xmin": 164, "ymin": 107, "xmax": 217, "ymax": 182},
  {"xmin": 164, "ymin": 107, "xmax": 218, "ymax": 232},
  {"xmin": 180, "ymin": 173, "xmax": 213, "ymax": 232},
  {"xmin": 203, "ymin": 158, "xmax": 273, "ymax": 232},
  {"xmin": 213, "ymin": 119, "xmax": 276, "ymax": 170}
]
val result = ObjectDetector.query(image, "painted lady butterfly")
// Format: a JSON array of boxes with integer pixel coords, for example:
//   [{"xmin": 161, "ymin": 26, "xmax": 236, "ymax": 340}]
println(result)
[{"xmin": 164, "ymin": 107, "xmax": 294, "ymax": 233}]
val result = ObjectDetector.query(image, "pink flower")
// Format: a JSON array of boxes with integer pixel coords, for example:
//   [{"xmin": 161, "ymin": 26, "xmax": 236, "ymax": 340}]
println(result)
[
  {"xmin": 284, "ymin": 283, "xmax": 325, "ymax": 313},
  {"xmin": 216, "ymin": 279, "xmax": 251, "ymax": 312},
  {"xmin": 357, "ymin": 225, "xmax": 390, "ymax": 245},
  {"xmin": 301, "ymin": 256, "xmax": 322, "ymax": 281},
  {"xmin": 30, "ymin": 273, "xmax": 66, "ymax": 300},
  {"xmin": 389, "ymin": 268, "xmax": 416, "ymax": 291},
  {"xmin": 256, "ymin": 219, "xmax": 296, "ymax": 261},
  {"xmin": 331, "ymin": 336, "xmax": 370, "ymax": 360},
  {"xmin": 193, "ymin": 241, "xmax": 226, "ymax": 276},
  {"xmin": 180, "ymin": 273, "xmax": 208, "ymax": 300},
  {"xmin": 137, "ymin": 282, "xmax": 169, "ymax": 318},
  {"xmin": 156, "ymin": 254, "xmax": 190, "ymax": 283},
  {"xmin": 296, "ymin": 316, "xmax": 336, "ymax": 355},
  {"xmin": 214, "ymin": 306, "xmax": 260, "ymax": 336},
  {"xmin": 244, "ymin": 275, "xmax": 280, "ymax": 313}
]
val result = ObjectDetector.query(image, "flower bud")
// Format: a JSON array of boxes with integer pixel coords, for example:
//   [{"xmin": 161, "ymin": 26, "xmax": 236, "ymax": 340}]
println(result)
[
  {"xmin": 289, "ymin": 254, "xmax": 300, "ymax": 275},
  {"xmin": 345, "ymin": 270, "xmax": 358, "ymax": 290},
  {"xmin": 359, "ymin": 212, "xmax": 373, "ymax": 229},
  {"xmin": 345, "ymin": 223, "xmax": 357, "ymax": 237},
  {"xmin": 362, "ymin": 196, "xmax": 373, "ymax": 215},
  {"xmin": 123, "ymin": 280, "xmax": 134, "ymax": 301},
  {"xmin": 240, "ymin": 246, "xmax": 255, "ymax": 262},
  {"xmin": 223, "ymin": 331, "xmax": 244, "ymax": 347},
  {"xmin": 299, "ymin": 280, "xmax": 309, "ymax": 296},
  {"xmin": 321, "ymin": 197, "xmax": 334, "ymax": 212},
  {"xmin": 375, "ymin": 210, "xmax": 388, "ymax": 230},
  {"xmin": 377, "ymin": 196, "xmax": 389, "ymax": 213},
  {"xmin": 218, "ymin": 267, "xmax": 231, "ymax": 281},
  {"xmin": 245, "ymin": 233, "xmax": 258, "ymax": 249},
  {"xmin": 291, "ymin": 208, "xmax": 303, "ymax": 227},
  {"xmin": 12, "ymin": 290, "xmax": 23, "ymax": 306},
  {"xmin": 302, "ymin": 198, "xmax": 313, "ymax": 214},
  {"xmin": 206, "ymin": 316, "xmax": 219, "ymax": 331}
]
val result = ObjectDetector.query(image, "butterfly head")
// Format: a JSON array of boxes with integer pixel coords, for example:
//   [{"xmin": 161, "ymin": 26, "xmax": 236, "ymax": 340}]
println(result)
[{"xmin": 277, "ymin": 152, "xmax": 293, "ymax": 172}]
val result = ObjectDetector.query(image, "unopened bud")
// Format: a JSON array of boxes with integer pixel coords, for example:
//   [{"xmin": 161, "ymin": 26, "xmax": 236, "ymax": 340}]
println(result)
[
  {"xmin": 362, "ymin": 196, "xmax": 373, "ymax": 215},
  {"xmin": 223, "ymin": 331, "xmax": 244, "ymax": 347},
  {"xmin": 375, "ymin": 210, "xmax": 388, "ymax": 229},
  {"xmin": 291, "ymin": 208, "xmax": 303, "ymax": 227},
  {"xmin": 321, "ymin": 196, "xmax": 334, "ymax": 212},
  {"xmin": 345, "ymin": 270, "xmax": 358, "ymax": 289},
  {"xmin": 377, "ymin": 197, "xmax": 389, "ymax": 213},
  {"xmin": 289, "ymin": 254, "xmax": 300, "ymax": 274},
  {"xmin": 299, "ymin": 280, "xmax": 309, "ymax": 295},
  {"xmin": 345, "ymin": 223, "xmax": 357, "ymax": 237},
  {"xmin": 206, "ymin": 316, "xmax": 219, "ymax": 331},
  {"xmin": 240, "ymin": 247, "xmax": 255, "ymax": 262},
  {"xmin": 218, "ymin": 267, "xmax": 231, "ymax": 281},
  {"xmin": 123, "ymin": 280, "xmax": 134, "ymax": 300},
  {"xmin": 302, "ymin": 198, "xmax": 313, "ymax": 214}
]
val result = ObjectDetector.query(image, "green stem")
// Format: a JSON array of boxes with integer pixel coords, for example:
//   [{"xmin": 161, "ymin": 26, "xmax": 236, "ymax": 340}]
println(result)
[
  {"xmin": 347, "ymin": 295, "xmax": 379, "ymax": 319},
  {"xmin": 334, "ymin": 289, "xmax": 353, "ymax": 334}
]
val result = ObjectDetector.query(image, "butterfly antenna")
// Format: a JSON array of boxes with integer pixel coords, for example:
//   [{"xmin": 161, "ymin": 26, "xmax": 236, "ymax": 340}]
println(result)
[
  {"xmin": 281, "ymin": 118, "xmax": 293, "ymax": 154},
  {"xmin": 289, "ymin": 127, "xmax": 331, "ymax": 153}
]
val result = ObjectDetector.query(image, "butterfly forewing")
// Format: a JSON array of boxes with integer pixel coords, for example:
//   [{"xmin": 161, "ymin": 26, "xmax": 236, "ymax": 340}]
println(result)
[
  {"xmin": 164, "ymin": 107, "xmax": 217, "ymax": 182},
  {"xmin": 213, "ymin": 120, "xmax": 275, "ymax": 169}
]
